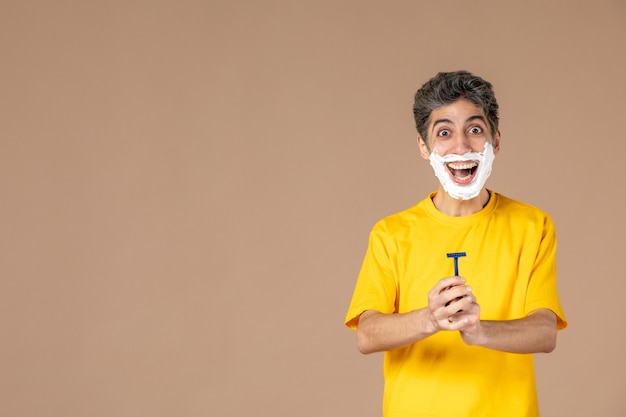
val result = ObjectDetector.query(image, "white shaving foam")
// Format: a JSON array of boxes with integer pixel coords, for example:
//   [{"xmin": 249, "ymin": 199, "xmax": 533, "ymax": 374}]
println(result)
[{"xmin": 429, "ymin": 142, "xmax": 495, "ymax": 200}]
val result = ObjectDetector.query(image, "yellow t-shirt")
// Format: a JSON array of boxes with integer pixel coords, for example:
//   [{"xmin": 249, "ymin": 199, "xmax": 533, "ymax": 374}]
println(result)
[{"xmin": 345, "ymin": 191, "xmax": 567, "ymax": 417}]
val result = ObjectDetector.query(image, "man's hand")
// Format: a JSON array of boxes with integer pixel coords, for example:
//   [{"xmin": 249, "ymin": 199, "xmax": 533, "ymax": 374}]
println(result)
[
  {"xmin": 453, "ymin": 293, "xmax": 558, "ymax": 353},
  {"xmin": 450, "ymin": 293, "xmax": 485, "ymax": 345},
  {"xmin": 356, "ymin": 276, "xmax": 475, "ymax": 354},
  {"xmin": 426, "ymin": 276, "xmax": 476, "ymax": 333}
]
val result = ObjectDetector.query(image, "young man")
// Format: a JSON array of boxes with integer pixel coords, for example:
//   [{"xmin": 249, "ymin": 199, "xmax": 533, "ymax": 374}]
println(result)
[{"xmin": 345, "ymin": 71, "xmax": 567, "ymax": 417}]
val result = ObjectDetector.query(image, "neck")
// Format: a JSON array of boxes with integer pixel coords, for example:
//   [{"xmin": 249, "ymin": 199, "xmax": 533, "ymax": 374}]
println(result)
[{"xmin": 432, "ymin": 187, "xmax": 491, "ymax": 216}]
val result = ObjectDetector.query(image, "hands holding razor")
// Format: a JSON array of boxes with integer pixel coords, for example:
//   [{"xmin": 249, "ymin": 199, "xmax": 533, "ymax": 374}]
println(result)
[
  {"xmin": 426, "ymin": 275, "xmax": 558, "ymax": 352},
  {"xmin": 426, "ymin": 276, "xmax": 486, "ymax": 345},
  {"xmin": 427, "ymin": 276, "xmax": 479, "ymax": 330},
  {"xmin": 356, "ymin": 275, "xmax": 557, "ymax": 354}
]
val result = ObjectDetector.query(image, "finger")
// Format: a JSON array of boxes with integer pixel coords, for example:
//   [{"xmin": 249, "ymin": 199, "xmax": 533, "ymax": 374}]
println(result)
[
  {"xmin": 434, "ymin": 298, "xmax": 473, "ymax": 327},
  {"xmin": 448, "ymin": 299, "xmax": 480, "ymax": 324},
  {"xmin": 444, "ymin": 292, "xmax": 477, "ymax": 316},
  {"xmin": 444, "ymin": 315, "xmax": 470, "ymax": 330},
  {"xmin": 442, "ymin": 285, "xmax": 473, "ymax": 306},
  {"xmin": 432, "ymin": 276, "xmax": 466, "ymax": 296},
  {"xmin": 428, "ymin": 279, "xmax": 471, "ymax": 323}
]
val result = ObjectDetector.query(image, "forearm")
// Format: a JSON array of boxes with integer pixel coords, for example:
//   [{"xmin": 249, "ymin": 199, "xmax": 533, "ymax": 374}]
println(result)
[
  {"xmin": 463, "ymin": 309, "xmax": 557, "ymax": 354},
  {"xmin": 356, "ymin": 277, "xmax": 477, "ymax": 354},
  {"xmin": 356, "ymin": 309, "xmax": 436, "ymax": 354}
]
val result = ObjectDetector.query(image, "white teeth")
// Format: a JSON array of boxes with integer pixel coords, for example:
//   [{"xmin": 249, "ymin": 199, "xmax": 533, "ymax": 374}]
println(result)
[{"xmin": 447, "ymin": 161, "xmax": 478, "ymax": 169}]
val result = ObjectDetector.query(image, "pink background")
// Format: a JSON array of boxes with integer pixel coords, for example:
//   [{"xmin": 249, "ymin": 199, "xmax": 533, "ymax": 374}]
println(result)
[{"xmin": 2, "ymin": 1, "xmax": 625, "ymax": 416}]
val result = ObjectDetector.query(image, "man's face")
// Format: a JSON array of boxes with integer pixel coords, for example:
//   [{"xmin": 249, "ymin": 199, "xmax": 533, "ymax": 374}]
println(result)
[{"xmin": 418, "ymin": 99, "xmax": 500, "ymax": 187}]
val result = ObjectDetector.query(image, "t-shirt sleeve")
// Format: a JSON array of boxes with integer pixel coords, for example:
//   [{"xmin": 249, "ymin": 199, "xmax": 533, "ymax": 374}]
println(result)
[
  {"xmin": 524, "ymin": 214, "xmax": 568, "ymax": 330},
  {"xmin": 344, "ymin": 223, "xmax": 398, "ymax": 330}
]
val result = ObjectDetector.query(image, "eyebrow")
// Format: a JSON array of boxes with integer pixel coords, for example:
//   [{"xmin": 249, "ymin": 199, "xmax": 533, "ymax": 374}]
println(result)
[
  {"xmin": 466, "ymin": 115, "xmax": 487, "ymax": 124},
  {"xmin": 431, "ymin": 118, "xmax": 453, "ymax": 129}
]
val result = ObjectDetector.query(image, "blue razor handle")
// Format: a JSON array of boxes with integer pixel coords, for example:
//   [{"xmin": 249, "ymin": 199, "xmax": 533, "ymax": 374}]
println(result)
[{"xmin": 447, "ymin": 252, "xmax": 467, "ymax": 276}]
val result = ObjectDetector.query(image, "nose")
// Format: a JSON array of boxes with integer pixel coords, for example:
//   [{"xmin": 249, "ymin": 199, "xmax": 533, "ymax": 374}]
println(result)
[{"xmin": 452, "ymin": 132, "xmax": 472, "ymax": 154}]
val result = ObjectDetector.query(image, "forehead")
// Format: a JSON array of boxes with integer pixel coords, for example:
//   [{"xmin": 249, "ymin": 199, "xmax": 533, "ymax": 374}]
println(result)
[{"xmin": 429, "ymin": 99, "xmax": 487, "ymax": 127}]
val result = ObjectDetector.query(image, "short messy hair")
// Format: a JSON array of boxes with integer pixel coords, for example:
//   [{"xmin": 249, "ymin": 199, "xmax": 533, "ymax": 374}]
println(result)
[{"xmin": 413, "ymin": 71, "xmax": 499, "ymax": 146}]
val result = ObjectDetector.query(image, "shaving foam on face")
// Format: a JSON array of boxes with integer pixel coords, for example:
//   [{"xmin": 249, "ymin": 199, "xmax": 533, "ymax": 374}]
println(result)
[{"xmin": 429, "ymin": 142, "xmax": 495, "ymax": 200}]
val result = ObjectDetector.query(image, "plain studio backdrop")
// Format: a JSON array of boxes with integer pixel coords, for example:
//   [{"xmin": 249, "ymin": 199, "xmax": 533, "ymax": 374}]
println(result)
[{"xmin": 1, "ymin": 1, "xmax": 625, "ymax": 416}]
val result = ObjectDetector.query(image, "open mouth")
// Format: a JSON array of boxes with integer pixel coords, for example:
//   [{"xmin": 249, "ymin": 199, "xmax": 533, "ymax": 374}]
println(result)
[{"xmin": 446, "ymin": 160, "xmax": 478, "ymax": 184}]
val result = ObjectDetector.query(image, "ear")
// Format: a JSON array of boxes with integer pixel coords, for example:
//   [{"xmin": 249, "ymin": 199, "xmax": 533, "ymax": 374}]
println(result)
[
  {"xmin": 493, "ymin": 130, "xmax": 501, "ymax": 155},
  {"xmin": 417, "ymin": 135, "xmax": 431, "ymax": 160}
]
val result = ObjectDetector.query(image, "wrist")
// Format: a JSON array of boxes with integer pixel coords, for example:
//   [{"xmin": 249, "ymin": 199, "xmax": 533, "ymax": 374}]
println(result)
[
  {"xmin": 414, "ymin": 308, "xmax": 438, "ymax": 338},
  {"xmin": 461, "ymin": 320, "xmax": 490, "ymax": 347}
]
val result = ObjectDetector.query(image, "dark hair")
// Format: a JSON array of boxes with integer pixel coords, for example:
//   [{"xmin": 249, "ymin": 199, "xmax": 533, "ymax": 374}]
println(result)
[{"xmin": 413, "ymin": 71, "xmax": 499, "ymax": 146}]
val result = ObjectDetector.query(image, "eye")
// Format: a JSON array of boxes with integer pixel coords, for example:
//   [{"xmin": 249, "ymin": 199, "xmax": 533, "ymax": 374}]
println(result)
[
  {"xmin": 437, "ymin": 129, "xmax": 451, "ymax": 137},
  {"xmin": 469, "ymin": 126, "xmax": 483, "ymax": 135}
]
